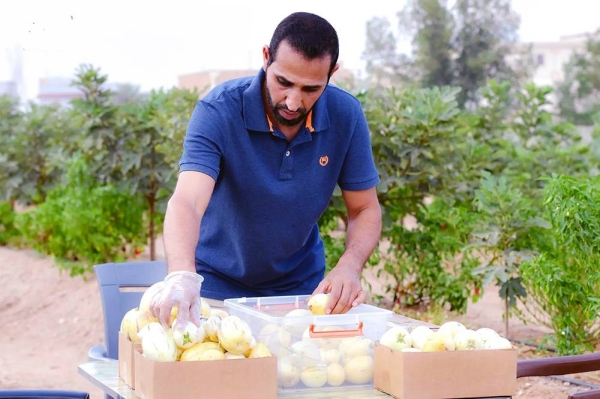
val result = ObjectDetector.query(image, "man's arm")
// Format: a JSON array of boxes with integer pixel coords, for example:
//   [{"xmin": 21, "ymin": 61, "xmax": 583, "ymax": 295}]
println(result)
[
  {"xmin": 313, "ymin": 187, "xmax": 382, "ymax": 314},
  {"xmin": 163, "ymin": 171, "xmax": 216, "ymax": 273},
  {"xmin": 150, "ymin": 171, "xmax": 215, "ymax": 328}
]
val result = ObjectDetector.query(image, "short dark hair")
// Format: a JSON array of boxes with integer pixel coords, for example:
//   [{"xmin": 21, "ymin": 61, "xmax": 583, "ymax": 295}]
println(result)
[{"xmin": 268, "ymin": 12, "xmax": 339, "ymax": 76}]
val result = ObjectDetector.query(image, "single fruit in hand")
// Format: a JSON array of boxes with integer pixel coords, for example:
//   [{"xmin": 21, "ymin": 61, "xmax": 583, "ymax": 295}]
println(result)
[{"xmin": 308, "ymin": 293, "xmax": 330, "ymax": 315}]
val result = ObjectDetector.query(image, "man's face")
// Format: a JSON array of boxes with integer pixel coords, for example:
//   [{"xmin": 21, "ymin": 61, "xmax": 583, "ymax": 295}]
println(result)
[{"xmin": 262, "ymin": 41, "xmax": 337, "ymax": 128}]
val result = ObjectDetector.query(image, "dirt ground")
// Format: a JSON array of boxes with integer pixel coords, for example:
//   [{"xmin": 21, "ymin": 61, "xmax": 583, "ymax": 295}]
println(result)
[{"xmin": 0, "ymin": 243, "xmax": 597, "ymax": 399}]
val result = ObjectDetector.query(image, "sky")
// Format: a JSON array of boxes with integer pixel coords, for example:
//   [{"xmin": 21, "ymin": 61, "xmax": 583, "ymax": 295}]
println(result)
[{"xmin": 0, "ymin": 0, "xmax": 599, "ymax": 100}]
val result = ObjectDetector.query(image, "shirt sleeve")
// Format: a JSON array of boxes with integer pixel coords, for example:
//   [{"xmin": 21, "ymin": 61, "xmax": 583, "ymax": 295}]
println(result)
[
  {"xmin": 179, "ymin": 101, "xmax": 225, "ymax": 180},
  {"xmin": 337, "ymin": 107, "xmax": 380, "ymax": 191}
]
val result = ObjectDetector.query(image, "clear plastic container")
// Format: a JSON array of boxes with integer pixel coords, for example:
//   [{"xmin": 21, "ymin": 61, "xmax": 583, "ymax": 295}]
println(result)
[{"xmin": 224, "ymin": 294, "xmax": 393, "ymax": 392}]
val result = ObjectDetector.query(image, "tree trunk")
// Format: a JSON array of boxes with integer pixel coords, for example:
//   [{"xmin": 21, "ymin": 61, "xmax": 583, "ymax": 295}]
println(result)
[{"xmin": 149, "ymin": 198, "xmax": 155, "ymax": 261}]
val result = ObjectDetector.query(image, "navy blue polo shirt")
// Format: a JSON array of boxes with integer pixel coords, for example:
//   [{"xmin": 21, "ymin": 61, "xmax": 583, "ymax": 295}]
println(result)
[{"xmin": 179, "ymin": 68, "xmax": 379, "ymax": 300}]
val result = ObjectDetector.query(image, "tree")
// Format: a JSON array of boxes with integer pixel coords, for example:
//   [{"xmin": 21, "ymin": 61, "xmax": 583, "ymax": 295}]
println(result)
[
  {"xmin": 557, "ymin": 28, "xmax": 600, "ymax": 125},
  {"xmin": 399, "ymin": 0, "xmax": 454, "ymax": 88},
  {"xmin": 364, "ymin": 0, "xmax": 527, "ymax": 107},
  {"xmin": 0, "ymin": 96, "xmax": 23, "ymax": 205},
  {"xmin": 362, "ymin": 17, "xmax": 413, "ymax": 87},
  {"xmin": 452, "ymin": 0, "xmax": 522, "ymax": 107}
]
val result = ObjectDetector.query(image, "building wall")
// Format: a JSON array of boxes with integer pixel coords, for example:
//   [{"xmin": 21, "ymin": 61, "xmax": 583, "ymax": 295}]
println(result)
[
  {"xmin": 37, "ymin": 77, "xmax": 84, "ymax": 106},
  {"xmin": 0, "ymin": 81, "xmax": 18, "ymax": 98},
  {"xmin": 178, "ymin": 65, "xmax": 357, "ymax": 96},
  {"xmin": 528, "ymin": 34, "xmax": 588, "ymax": 88}
]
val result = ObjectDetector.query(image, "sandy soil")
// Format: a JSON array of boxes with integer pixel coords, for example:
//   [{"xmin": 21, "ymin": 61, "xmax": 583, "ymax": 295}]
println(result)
[{"xmin": 0, "ymin": 244, "xmax": 597, "ymax": 399}]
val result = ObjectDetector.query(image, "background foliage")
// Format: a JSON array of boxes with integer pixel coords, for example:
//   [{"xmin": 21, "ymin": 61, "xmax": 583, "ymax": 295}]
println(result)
[{"xmin": 1, "ymin": 7, "xmax": 599, "ymax": 355}]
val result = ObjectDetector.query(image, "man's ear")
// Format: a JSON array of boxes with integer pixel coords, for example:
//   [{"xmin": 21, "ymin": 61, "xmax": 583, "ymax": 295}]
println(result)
[
  {"xmin": 330, "ymin": 63, "xmax": 340, "ymax": 77},
  {"xmin": 262, "ymin": 46, "xmax": 270, "ymax": 72}
]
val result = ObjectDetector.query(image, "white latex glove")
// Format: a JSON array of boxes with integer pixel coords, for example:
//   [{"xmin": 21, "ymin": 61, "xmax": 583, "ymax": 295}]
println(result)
[{"xmin": 149, "ymin": 271, "xmax": 204, "ymax": 332}]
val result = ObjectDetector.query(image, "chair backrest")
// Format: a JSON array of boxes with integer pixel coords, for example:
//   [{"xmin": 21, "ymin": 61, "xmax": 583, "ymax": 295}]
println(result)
[
  {"xmin": 94, "ymin": 261, "xmax": 167, "ymax": 359},
  {"xmin": 0, "ymin": 390, "xmax": 90, "ymax": 399}
]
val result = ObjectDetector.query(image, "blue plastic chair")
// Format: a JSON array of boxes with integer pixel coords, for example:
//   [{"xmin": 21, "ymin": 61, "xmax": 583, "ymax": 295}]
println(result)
[
  {"xmin": 0, "ymin": 390, "xmax": 89, "ymax": 399},
  {"xmin": 88, "ymin": 261, "xmax": 167, "ymax": 362}
]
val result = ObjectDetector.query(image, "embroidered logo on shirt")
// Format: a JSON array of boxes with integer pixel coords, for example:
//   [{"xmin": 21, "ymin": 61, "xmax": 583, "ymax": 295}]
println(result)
[{"xmin": 319, "ymin": 156, "xmax": 329, "ymax": 166}]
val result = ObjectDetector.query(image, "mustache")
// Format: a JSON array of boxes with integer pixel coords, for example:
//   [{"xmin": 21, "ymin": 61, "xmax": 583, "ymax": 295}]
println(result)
[{"xmin": 276, "ymin": 104, "xmax": 307, "ymax": 114}]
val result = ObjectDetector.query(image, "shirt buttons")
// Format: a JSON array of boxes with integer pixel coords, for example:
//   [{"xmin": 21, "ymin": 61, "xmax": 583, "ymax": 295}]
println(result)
[{"xmin": 285, "ymin": 151, "xmax": 291, "ymax": 156}]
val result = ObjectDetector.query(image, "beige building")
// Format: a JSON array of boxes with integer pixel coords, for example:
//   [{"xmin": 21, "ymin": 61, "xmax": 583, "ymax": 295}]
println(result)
[
  {"xmin": 527, "ymin": 33, "xmax": 588, "ymax": 88},
  {"xmin": 178, "ymin": 64, "xmax": 357, "ymax": 96}
]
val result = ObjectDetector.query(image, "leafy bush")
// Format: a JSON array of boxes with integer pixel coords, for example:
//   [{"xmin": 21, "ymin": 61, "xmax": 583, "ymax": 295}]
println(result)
[
  {"xmin": 15, "ymin": 159, "xmax": 147, "ymax": 276},
  {"xmin": 0, "ymin": 202, "xmax": 20, "ymax": 246},
  {"xmin": 520, "ymin": 174, "xmax": 600, "ymax": 354}
]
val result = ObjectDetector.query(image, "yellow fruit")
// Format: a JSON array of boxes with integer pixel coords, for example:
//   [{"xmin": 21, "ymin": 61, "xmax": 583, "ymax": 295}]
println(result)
[
  {"xmin": 300, "ymin": 365, "xmax": 328, "ymax": 388},
  {"xmin": 307, "ymin": 293, "xmax": 330, "ymax": 315},
  {"xmin": 327, "ymin": 363, "xmax": 346, "ymax": 387},
  {"xmin": 278, "ymin": 357, "xmax": 300, "ymax": 388},
  {"xmin": 217, "ymin": 315, "xmax": 253, "ymax": 355},
  {"xmin": 120, "ymin": 307, "xmax": 157, "ymax": 343},
  {"xmin": 179, "ymin": 341, "xmax": 223, "ymax": 361},
  {"xmin": 344, "ymin": 355, "xmax": 374, "ymax": 384},
  {"xmin": 248, "ymin": 342, "xmax": 272, "ymax": 358}
]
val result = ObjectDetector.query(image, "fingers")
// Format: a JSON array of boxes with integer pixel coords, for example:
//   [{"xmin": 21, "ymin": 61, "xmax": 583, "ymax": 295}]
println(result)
[
  {"xmin": 174, "ymin": 302, "xmax": 190, "ymax": 331},
  {"xmin": 327, "ymin": 283, "xmax": 365, "ymax": 315},
  {"xmin": 188, "ymin": 300, "xmax": 202, "ymax": 327},
  {"xmin": 352, "ymin": 289, "xmax": 366, "ymax": 307}
]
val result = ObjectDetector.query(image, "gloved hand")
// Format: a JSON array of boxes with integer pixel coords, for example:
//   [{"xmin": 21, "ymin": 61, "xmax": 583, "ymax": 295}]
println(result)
[{"xmin": 149, "ymin": 271, "xmax": 204, "ymax": 332}]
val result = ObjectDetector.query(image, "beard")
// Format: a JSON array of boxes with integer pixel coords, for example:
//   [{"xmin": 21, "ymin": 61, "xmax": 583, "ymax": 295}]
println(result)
[{"xmin": 265, "ymin": 86, "xmax": 308, "ymax": 127}]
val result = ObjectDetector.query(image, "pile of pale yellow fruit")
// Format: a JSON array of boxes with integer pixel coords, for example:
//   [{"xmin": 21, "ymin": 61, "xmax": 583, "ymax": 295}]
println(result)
[{"xmin": 119, "ymin": 282, "xmax": 272, "ymax": 363}]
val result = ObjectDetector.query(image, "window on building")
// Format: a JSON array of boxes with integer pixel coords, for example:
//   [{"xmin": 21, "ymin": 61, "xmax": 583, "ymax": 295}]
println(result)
[{"xmin": 537, "ymin": 54, "xmax": 545, "ymax": 66}]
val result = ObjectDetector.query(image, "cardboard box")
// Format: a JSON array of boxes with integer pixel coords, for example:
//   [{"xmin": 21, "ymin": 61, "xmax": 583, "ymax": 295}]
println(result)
[
  {"xmin": 118, "ymin": 332, "xmax": 141, "ymax": 388},
  {"xmin": 374, "ymin": 343, "xmax": 517, "ymax": 399},
  {"xmin": 133, "ymin": 348, "xmax": 278, "ymax": 399}
]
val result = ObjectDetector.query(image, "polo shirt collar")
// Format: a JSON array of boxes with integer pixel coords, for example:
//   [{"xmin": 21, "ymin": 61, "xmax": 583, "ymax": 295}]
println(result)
[{"xmin": 243, "ymin": 68, "xmax": 331, "ymax": 133}]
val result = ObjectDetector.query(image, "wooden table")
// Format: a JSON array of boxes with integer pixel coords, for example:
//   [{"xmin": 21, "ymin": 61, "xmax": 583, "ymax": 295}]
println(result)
[{"xmin": 78, "ymin": 360, "xmax": 390, "ymax": 399}]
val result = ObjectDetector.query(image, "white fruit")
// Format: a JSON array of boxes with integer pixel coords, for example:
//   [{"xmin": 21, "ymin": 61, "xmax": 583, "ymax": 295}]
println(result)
[
  {"xmin": 139, "ymin": 282, "xmax": 165, "ymax": 312},
  {"xmin": 476, "ymin": 327, "xmax": 501, "ymax": 344},
  {"xmin": 204, "ymin": 314, "xmax": 223, "ymax": 342},
  {"xmin": 437, "ymin": 321, "xmax": 467, "ymax": 339},
  {"xmin": 258, "ymin": 323, "xmax": 292, "ymax": 352},
  {"xmin": 300, "ymin": 365, "xmax": 328, "ymax": 388},
  {"xmin": 217, "ymin": 315, "xmax": 253, "ymax": 355},
  {"xmin": 291, "ymin": 341, "xmax": 321, "ymax": 362},
  {"xmin": 454, "ymin": 329, "xmax": 484, "ymax": 351},
  {"xmin": 278, "ymin": 357, "xmax": 300, "ymax": 388},
  {"xmin": 321, "ymin": 348, "xmax": 341, "ymax": 364},
  {"xmin": 344, "ymin": 355, "xmax": 374, "ymax": 384},
  {"xmin": 422, "ymin": 331, "xmax": 455, "ymax": 352},
  {"xmin": 283, "ymin": 309, "xmax": 313, "ymax": 338},
  {"xmin": 484, "ymin": 336, "xmax": 513, "ymax": 350},
  {"xmin": 141, "ymin": 324, "xmax": 177, "ymax": 362},
  {"xmin": 327, "ymin": 363, "xmax": 346, "ymax": 386},
  {"xmin": 172, "ymin": 320, "xmax": 205, "ymax": 349},
  {"xmin": 342, "ymin": 338, "xmax": 375, "ymax": 362},
  {"xmin": 379, "ymin": 326, "xmax": 413, "ymax": 351},
  {"xmin": 138, "ymin": 321, "xmax": 164, "ymax": 341},
  {"xmin": 210, "ymin": 308, "xmax": 230, "ymax": 319},
  {"xmin": 410, "ymin": 326, "xmax": 434, "ymax": 350}
]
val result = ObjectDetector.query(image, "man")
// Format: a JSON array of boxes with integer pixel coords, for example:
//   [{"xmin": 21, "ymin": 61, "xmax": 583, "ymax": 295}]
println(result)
[{"xmin": 150, "ymin": 12, "xmax": 381, "ymax": 330}]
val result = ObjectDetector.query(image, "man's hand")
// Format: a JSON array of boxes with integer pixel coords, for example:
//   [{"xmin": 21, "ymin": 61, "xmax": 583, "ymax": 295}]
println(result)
[
  {"xmin": 312, "ymin": 265, "xmax": 365, "ymax": 314},
  {"xmin": 149, "ymin": 271, "xmax": 204, "ymax": 332}
]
